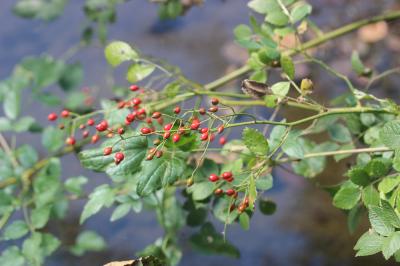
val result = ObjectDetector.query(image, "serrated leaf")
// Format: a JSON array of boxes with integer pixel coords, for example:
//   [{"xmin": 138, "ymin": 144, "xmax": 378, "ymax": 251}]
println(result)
[
  {"xmin": 378, "ymin": 175, "xmax": 400, "ymax": 194},
  {"xmin": 41, "ymin": 126, "xmax": 64, "ymax": 153},
  {"xmin": 110, "ymin": 203, "xmax": 131, "ymax": 222},
  {"xmin": 291, "ymin": 3, "xmax": 312, "ymax": 23},
  {"xmin": 333, "ymin": 182, "xmax": 361, "ymax": 210},
  {"xmin": 271, "ymin": 81, "xmax": 290, "ymax": 97},
  {"xmin": 4, "ymin": 89, "xmax": 21, "ymax": 120},
  {"xmin": 137, "ymin": 155, "xmax": 186, "ymax": 196},
  {"xmin": 79, "ymin": 135, "xmax": 147, "ymax": 180},
  {"xmin": 328, "ymin": 124, "xmax": 352, "ymax": 143},
  {"xmin": 104, "ymin": 41, "xmax": 137, "ymax": 67},
  {"xmin": 80, "ymin": 185, "xmax": 115, "ymax": 224},
  {"xmin": 70, "ymin": 230, "xmax": 106, "ymax": 256},
  {"xmin": 354, "ymin": 231, "xmax": 384, "ymax": 256},
  {"xmin": 348, "ymin": 167, "xmax": 370, "ymax": 186},
  {"xmin": 383, "ymin": 231, "xmax": 400, "ymax": 259},
  {"xmin": 266, "ymin": 11, "xmax": 289, "ymax": 26},
  {"xmin": 64, "ymin": 176, "xmax": 88, "ymax": 195},
  {"xmin": 126, "ymin": 63, "xmax": 155, "ymax": 83},
  {"xmin": 31, "ymin": 206, "xmax": 51, "ymax": 229},
  {"xmin": 234, "ymin": 24, "xmax": 252, "ymax": 40},
  {"xmin": 369, "ymin": 205, "xmax": 395, "ymax": 236},
  {"xmin": 3, "ymin": 220, "xmax": 29, "ymax": 240},
  {"xmin": 380, "ymin": 121, "xmax": 400, "ymax": 149},
  {"xmin": 362, "ymin": 185, "xmax": 380, "ymax": 207},
  {"xmin": 0, "ymin": 246, "xmax": 25, "ymax": 266},
  {"xmin": 242, "ymin": 127, "xmax": 269, "ymax": 155},
  {"xmin": 187, "ymin": 182, "xmax": 214, "ymax": 201}
]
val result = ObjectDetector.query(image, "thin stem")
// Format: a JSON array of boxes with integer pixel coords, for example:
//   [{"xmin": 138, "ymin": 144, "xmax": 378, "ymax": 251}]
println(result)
[
  {"xmin": 277, "ymin": 146, "xmax": 391, "ymax": 163},
  {"xmin": 365, "ymin": 67, "xmax": 400, "ymax": 91},
  {"xmin": 0, "ymin": 134, "xmax": 19, "ymax": 168}
]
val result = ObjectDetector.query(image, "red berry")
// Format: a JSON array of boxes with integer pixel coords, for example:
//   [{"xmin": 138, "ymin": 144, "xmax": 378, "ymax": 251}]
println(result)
[
  {"xmin": 117, "ymin": 101, "xmax": 125, "ymax": 109},
  {"xmin": 200, "ymin": 128, "xmax": 208, "ymax": 133},
  {"xmin": 103, "ymin": 147, "xmax": 112, "ymax": 155},
  {"xmin": 146, "ymin": 154, "xmax": 154, "ymax": 161},
  {"xmin": 217, "ymin": 125, "xmax": 224, "ymax": 134},
  {"xmin": 238, "ymin": 204, "xmax": 246, "ymax": 213},
  {"xmin": 173, "ymin": 106, "xmax": 181, "ymax": 114},
  {"xmin": 164, "ymin": 123, "xmax": 173, "ymax": 131},
  {"xmin": 209, "ymin": 174, "xmax": 219, "ymax": 182},
  {"xmin": 130, "ymin": 85, "xmax": 139, "ymax": 91},
  {"xmin": 48, "ymin": 113, "xmax": 58, "ymax": 121},
  {"xmin": 155, "ymin": 150, "xmax": 163, "ymax": 158},
  {"xmin": 163, "ymin": 131, "xmax": 171, "ymax": 139},
  {"xmin": 61, "ymin": 110, "xmax": 70, "ymax": 118},
  {"xmin": 178, "ymin": 127, "xmax": 186, "ymax": 135},
  {"xmin": 82, "ymin": 130, "xmax": 89, "ymax": 138},
  {"xmin": 126, "ymin": 113, "xmax": 135, "ymax": 122},
  {"xmin": 214, "ymin": 188, "xmax": 223, "ymax": 195},
  {"xmin": 190, "ymin": 122, "xmax": 200, "ymax": 130},
  {"xmin": 146, "ymin": 118, "xmax": 153, "ymax": 124},
  {"xmin": 114, "ymin": 152, "xmax": 125, "ymax": 164},
  {"xmin": 66, "ymin": 136, "xmax": 76, "ymax": 145},
  {"xmin": 172, "ymin": 134, "xmax": 180, "ymax": 143},
  {"xmin": 87, "ymin": 118, "xmax": 95, "ymax": 126},
  {"xmin": 117, "ymin": 128, "xmax": 125, "ymax": 135},
  {"xmin": 132, "ymin": 98, "xmax": 141, "ymax": 106},
  {"xmin": 208, "ymin": 106, "xmax": 218, "ymax": 113},
  {"xmin": 79, "ymin": 124, "xmax": 86, "ymax": 130},
  {"xmin": 226, "ymin": 189, "xmax": 235, "ymax": 196},
  {"xmin": 96, "ymin": 120, "xmax": 108, "ymax": 132},
  {"xmin": 222, "ymin": 171, "xmax": 233, "ymax": 179},
  {"xmin": 226, "ymin": 177, "xmax": 234, "ymax": 182},
  {"xmin": 157, "ymin": 117, "xmax": 164, "ymax": 125},
  {"xmin": 91, "ymin": 134, "xmax": 100, "ymax": 144},
  {"xmin": 219, "ymin": 137, "xmax": 226, "ymax": 145},
  {"xmin": 141, "ymin": 127, "xmax": 152, "ymax": 135},
  {"xmin": 229, "ymin": 203, "xmax": 236, "ymax": 212},
  {"xmin": 200, "ymin": 132, "xmax": 209, "ymax": 141},
  {"xmin": 152, "ymin": 112, "xmax": 162, "ymax": 119},
  {"xmin": 199, "ymin": 108, "xmax": 206, "ymax": 115},
  {"xmin": 209, "ymin": 133, "xmax": 215, "ymax": 142},
  {"xmin": 137, "ymin": 108, "xmax": 146, "ymax": 117},
  {"xmin": 211, "ymin": 98, "xmax": 219, "ymax": 105}
]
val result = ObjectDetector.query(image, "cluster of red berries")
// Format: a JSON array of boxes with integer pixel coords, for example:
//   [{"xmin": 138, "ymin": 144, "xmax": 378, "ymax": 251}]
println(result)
[
  {"xmin": 48, "ymin": 86, "xmax": 229, "ymax": 165},
  {"xmin": 208, "ymin": 171, "xmax": 234, "ymax": 183}
]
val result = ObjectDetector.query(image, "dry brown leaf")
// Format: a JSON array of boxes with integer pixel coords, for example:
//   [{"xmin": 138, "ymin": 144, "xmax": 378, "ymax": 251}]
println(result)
[
  {"xmin": 104, "ymin": 260, "xmax": 134, "ymax": 266},
  {"xmin": 357, "ymin": 21, "xmax": 388, "ymax": 43}
]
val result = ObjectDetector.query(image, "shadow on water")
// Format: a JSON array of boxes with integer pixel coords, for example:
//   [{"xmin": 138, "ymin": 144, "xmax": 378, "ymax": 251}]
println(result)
[{"xmin": 1, "ymin": 0, "xmax": 400, "ymax": 265}]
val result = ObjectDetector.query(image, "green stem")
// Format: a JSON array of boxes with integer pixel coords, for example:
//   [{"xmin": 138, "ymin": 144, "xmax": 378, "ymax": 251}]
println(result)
[
  {"xmin": 204, "ymin": 10, "xmax": 400, "ymax": 91},
  {"xmin": 277, "ymin": 146, "xmax": 391, "ymax": 163}
]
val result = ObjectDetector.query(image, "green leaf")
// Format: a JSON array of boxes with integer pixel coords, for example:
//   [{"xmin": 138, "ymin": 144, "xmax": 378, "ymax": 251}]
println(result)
[
  {"xmin": 271, "ymin": 81, "xmax": 290, "ymax": 97},
  {"xmin": 248, "ymin": 175, "xmax": 257, "ymax": 210},
  {"xmin": 31, "ymin": 206, "xmax": 51, "ymax": 229},
  {"xmin": 368, "ymin": 205, "xmax": 395, "ymax": 236},
  {"xmin": 362, "ymin": 185, "xmax": 380, "ymax": 207},
  {"xmin": 137, "ymin": 154, "xmax": 186, "ymax": 196},
  {"xmin": 354, "ymin": 231, "xmax": 384, "ymax": 256},
  {"xmin": 266, "ymin": 11, "xmax": 289, "ymax": 26},
  {"xmin": 247, "ymin": 0, "xmax": 270, "ymax": 14},
  {"xmin": 41, "ymin": 233, "xmax": 60, "ymax": 256},
  {"xmin": 259, "ymin": 199, "xmax": 277, "ymax": 215},
  {"xmin": 328, "ymin": 124, "xmax": 352, "ymax": 143},
  {"xmin": 3, "ymin": 89, "xmax": 21, "ymax": 120},
  {"xmin": 255, "ymin": 174, "xmax": 273, "ymax": 190},
  {"xmin": 291, "ymin": 3, "xmax": 312, "ymax": 23},
  {"xmin": 249, "ymin": 70, "xmax": 267, "ymax": 83},
  {"xmin": 380, "ymin": 200, "xmax": 400, "ymax": 228},
  {"xmin": 348, "ymin": 205, "xmax": 363, "ymax": 234},
  {"xmin": 65, "ymin": 176, "xmax": 88, "ymax": 195},
  {"xmin": 110, "ymin": 203, "xmax": 131, "ymax": 222},
  {"xmin": 15, "ymin": 144, "xmax": 38, "ymax": 168},
  {"xmin": 22, "ymin": 233, "xmax": 42, "ymax": 265},
  {"xmin": 393, "ymin": 150, "xmax": 400, "ymax": 172},
  {"xmin": 41, "ymin": 126, "xmax": 64, "ymax": 153},
  {"xmin": 189, "ymin": 223, "xmax": 240, "ymax": 258},
  {"xmin": 187, "ymin": 182, "xmax": 214, "ymax": 201},
  {"xmin": 242, "ymin": 127, "xmax": 269, "ymax": 156},
  {"xmin": 239, "ymin": 212, "xmax": 250, "ymax": 231},
  {"xmin": 378, "ymin": 175, "xmax": 400, "ymax": 194},
  {"xmin": 0, "ymin": 117, "xmax": 12, "ymax": 132},
  {"xmin": 348, "ymin": 167, "xmax": 370, "ymax": 187},
  {"xmin": 333, "ymin": 182, "xmax": 361, "ymax": 210},
  {"xmin": 59, "ymin": 62, "xmax": 83, "ymax": 91},
  {"xmin": 79, "ymin": 135, "xmax": 147, "ymax": 180},
  {"xmin": 365, "ymin": 158, "xmax": 390, "ymax": 178},
  {"xmin": 383, "ymin": 231, "xmax": 400, "ymax": 259},
  {"xmin": 33, "ymin": 158, "xmax": 61, "ymax": 207},
  {"xmin": 234, "ymin": 24, "xmax": 252, "ymax": 40},
  {"xmin": 163, "ymin": 81, "xmax": 181, "ymax": 98},
  {"xmin": 3, "ymin": 220, "xmax": 29, "ymax": 240},
  {"xmin": 70, "ymin": 230, "xmax": 106, "ymax": 256},
  {"xmin": 264, "ymin": 95, "xmax": 278, "ymax": 108},
  {"xmin": 280, "ymin": 55, "xmax": 295, "ymax": 79},
  {"xmin": 351, "ymin": 51, "xmax": 369, "ymax": 76},
  {"xmin": 80, "ymin": 185, "xmax": 115, "ymax": 224},
  {"xmin": 380, "ymin": 121, "xmax": 400, "ymax": 149},
  {"xmin": 213, "ymin": 197, "xmax": 238, "ymax": 224},
  {"xmin": 126, "ymin": 63, "xmax": 155, "ymax": 83},
  {"xmin": 0, "ymin": 246, "xmax": 25, "ymax": 266},
  {"xmin": 104, "ymin": 41, "xmax": 137, "ymax": 67},
  {"xmin": 13, "ymin": 116, "xmax": 36, "ymax": 132}
]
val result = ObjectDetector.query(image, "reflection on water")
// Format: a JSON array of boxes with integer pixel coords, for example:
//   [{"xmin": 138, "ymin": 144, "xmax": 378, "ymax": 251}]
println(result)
[{"xmin": 1, "ymin": 0, "xmax": 400, "ymax": 265}]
